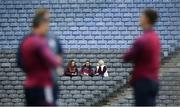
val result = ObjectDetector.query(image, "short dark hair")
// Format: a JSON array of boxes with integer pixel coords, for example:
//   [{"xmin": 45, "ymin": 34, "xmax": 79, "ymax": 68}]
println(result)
[
  {"xmin": 86, "ymin": 60, "xmax": 90, "ymax": 63},
  {"xmin": 32, "ymin": 8, "xmax": 49, "ymax": 28},
  {"xmin": 143, "ymin": 9, "xmax": 159, "ymax": 25}
]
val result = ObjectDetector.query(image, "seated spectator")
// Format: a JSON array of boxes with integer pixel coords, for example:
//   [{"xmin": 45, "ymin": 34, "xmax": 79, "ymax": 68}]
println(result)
[
  {"xmin": 64, "ymin": 60, "xmax": 78, "ymax": 76},
  {"xmin": 80, "ymin": 60, "xmax": 94, "ymax": 76},
  {"xmin": 95, "ymin": 60, "xmax": 108, "ymax": 77}
]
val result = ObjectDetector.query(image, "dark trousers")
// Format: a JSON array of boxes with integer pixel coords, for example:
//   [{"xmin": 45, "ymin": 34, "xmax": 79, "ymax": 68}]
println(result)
[
  {"xmin": 133, "ymin": 78, "xmax": 159, "ymax": 106},
  {"xmin": 24, "ymin": 85, "xmax": 58, "ymax": 106}
]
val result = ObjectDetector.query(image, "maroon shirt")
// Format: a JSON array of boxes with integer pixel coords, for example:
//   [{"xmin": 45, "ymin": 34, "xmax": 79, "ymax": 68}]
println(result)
[
  {"xmin": 123, "ymin": 29, "xmax": 161, "ymax": 85},
  {"xmin": 64, "ymin": 66, "xmax": 78, "ymax": 76},
  {"xmin": 80, "ymin": 66, "xmax": 94, "ymax": 75},
  {"xmin": 20, "ymin": 34, "xmax": 60, "ymax": 88}
]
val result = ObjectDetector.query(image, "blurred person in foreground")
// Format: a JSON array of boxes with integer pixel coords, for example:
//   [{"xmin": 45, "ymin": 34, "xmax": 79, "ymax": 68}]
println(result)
[
  {"xmin": 123, "ymin": 9, "xmax": 161, "ymax": 106},
  {"xmin": 17, "ymin": 8, "xmax": 62, "ymax": 106},
  {"xmin": 47, "ymin": 35, "xmax": 64, "ymax": 76}
]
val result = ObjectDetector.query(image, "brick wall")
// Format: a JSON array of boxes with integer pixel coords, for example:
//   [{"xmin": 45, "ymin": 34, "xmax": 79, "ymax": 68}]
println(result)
[
  {"xmin": 0, "ymin": 0, "xmax": 179, "ymax": 51},
  {"xmin": 0, "ymin": 49, "xmax": 132, "ymax": 106}
]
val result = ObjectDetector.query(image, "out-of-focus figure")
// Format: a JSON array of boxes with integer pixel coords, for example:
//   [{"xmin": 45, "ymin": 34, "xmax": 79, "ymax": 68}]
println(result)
[
  {"xmin": 95, "ymin": 60, "xmax": 108, "ymax": 77},
  {"xmin": 80, "ymin": 60, "xmax": 94, "ymax": 76},
  {"xmin": 47, "ymin": 36, "xmax": 64, "ymax": 76},
  {"xmin": 123, "ymin": 9, "xmax": 160, "ymax": 106},
  {"xmin": 17, "ymin": 8, "xmax": 61, "ymax": 106},
  {"xmin": 47, "ymin": 36, "xmax": 64, "ymax": 106},
  {"xmin": 64, "ymin": 60, "xmax": 78, "ymax": 76}
]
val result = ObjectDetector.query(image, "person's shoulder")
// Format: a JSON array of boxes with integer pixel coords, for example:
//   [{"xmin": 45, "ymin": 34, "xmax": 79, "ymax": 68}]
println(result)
[
  {"xmin": 132, "ymin": 36, "xmax": 147, "ymax": 49},
  {"xmin": 147, "ymin": 30, "xmax": 160, "ymax": 41},
  {"xmin": 26, "ymin": 35, "xmax": 45, "ymax": 48},
  {"xmin": 21, "ymin": 34, "xmax": 34, "ymax": 44},
  {"xmin": 134, "ymin": 36, "xmax": 145, "ymax": 44}
]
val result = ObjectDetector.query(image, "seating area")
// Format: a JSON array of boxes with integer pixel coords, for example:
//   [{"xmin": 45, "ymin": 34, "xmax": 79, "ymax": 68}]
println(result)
[
  {"xmin": 104, "ymin": 51, "xmax": 180, "ymax": 106},
  {"xmin": 0, "ymin": 0, "xmax": 179, "ymax": 52},
  {"xmin": 0, "ymin": 0, "xmax": 179, "ymax": 106},
  {"xmin": 0, "ymin": 49, "xmax": 131, "ymax": 106}
]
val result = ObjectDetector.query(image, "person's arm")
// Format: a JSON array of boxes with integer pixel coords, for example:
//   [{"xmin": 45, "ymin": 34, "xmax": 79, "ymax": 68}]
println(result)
[
  {"xmin": 80, "ymin": 68, "xmax": 84, "ymax": 75},
  {"xmin": 64, "ymin": 68, "xmax": 72, "ymax": 76},
  {"xmin": 95, "ymin": 66, "xmax": 99, "ymax": 75},
  {"xmin": 102, "ymin": 66, "xmax": 107, "ymax": 74},
  {"xmin": 56, "ymin": 40, "xmax": 64, "ymax": 63},
  {"xmin": 89, "ymin": 68, "xmax": 94, "ymax": 75},
  {"xmin": 56, "ymin": 40, "xmax": 64, "ymax": 55},
  {"xmin": 17, "ymin": 44, "xmax": 23, "ymax": 69},
  {"xmin": 123, "ymin": 39, "xmax": 142, "ymax": 62},
  {"xmin": 75, "ymin": 68, "xmax": 78, "ymax": 75},
  {"xmin": 36, "ymin": 40, "xmax": 61, "ymax": 68}
]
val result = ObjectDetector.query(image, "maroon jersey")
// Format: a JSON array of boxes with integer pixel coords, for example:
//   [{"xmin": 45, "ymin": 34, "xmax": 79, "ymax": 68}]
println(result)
[
  {"xmin": 123, "ymin": 29, "xmax": 161, "ymax": 85},
  {"xmin": 20, "ymin": 34, "xmax": 60, "ymax": 88},
  {"xmin": 80, "ymin": 66, "xmax": 94, "ymax": 76}
]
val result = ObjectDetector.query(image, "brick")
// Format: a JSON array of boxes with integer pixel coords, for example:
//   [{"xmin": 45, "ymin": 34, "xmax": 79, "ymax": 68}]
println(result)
[
  {"xmin": 77, "ymin": 86, "xmax": 87, "ymax": 90},
  {"xmin": 74, "ymin": 81, "xmax": 84, "ymax": 86},
  {"xmin": 82, "ymin": 76, "xmax": 92, "ymax": 81},
  {"xmin": 1, "ymin": 63, "xmax": 11, "ymax": 67},
  {"xmin": 92, "ymin": 76, "xmax": 102, "ymax": 81},
  {"xmin": 73, "ymin": 94, "xmax": 83, "ymax": 99},
  {"xmin": 60, "ymin": 77, "xmax": 71, "ymax": 81},
  {"xmin": 95, "ymin": 81, "xmax": 105, "ymax": 85},
  {"xmin": 88, "ymin": 86, "xmax": 98, "ymax": 90},
  {"xmin": 61, "ymin": 90, "xmax": 70, "ymax": 94},
  {"xmin": 84, "ymin": 81, "xmax": 95, "ymax": 85},
  {"xmin": 62, "ymin": 94, "xmax": 72, "ymax": 99},
  {"xmin": 71, "ymin": 76, "xmax": 81, "ymax": 81},
  {"xmin": 66, "ymin": 86, "xmax": 76, "ymax": 90},
  {"xmin": 76, "ymin": 98, "xmax": 86, "ymax": 104}
]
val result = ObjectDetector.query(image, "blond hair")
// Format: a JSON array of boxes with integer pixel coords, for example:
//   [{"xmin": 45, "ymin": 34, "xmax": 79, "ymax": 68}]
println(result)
[{"xmin": 98, "ymin": 60, "xmax": 105, "ymax": 66}]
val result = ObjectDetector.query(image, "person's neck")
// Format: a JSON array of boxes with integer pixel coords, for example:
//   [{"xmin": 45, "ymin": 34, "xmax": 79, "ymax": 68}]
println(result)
[
  {"xmin": 143, "ymin": 25, "xmax": 153, "ymax": 32},
  {"xmin": 32, "ymin": 28, "xmax": 44, "ymax": 36}
]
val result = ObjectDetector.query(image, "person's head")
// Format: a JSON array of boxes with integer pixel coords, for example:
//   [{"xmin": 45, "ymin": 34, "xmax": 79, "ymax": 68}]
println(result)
[
  {"xmin": 140, "ymin": 9, "xmax": 159, "ymax": 30},
  {"xmin": 98, "ymin": 60, "xmax": 105, "ymax": 66},
  {"xmin": 68, "ymin": 60, "xmax": 76, "ymax": 68},
  {"xmin": 32, "ymin": 8, "xmax": 50, "ymax": 35},
  {"xmin": 85, "ymin": 60, "xmax": 91, "ymax": 67}
]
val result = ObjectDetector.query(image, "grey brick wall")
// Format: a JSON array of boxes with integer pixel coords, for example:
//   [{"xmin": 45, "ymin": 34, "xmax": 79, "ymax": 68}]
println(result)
[
  {"xmin": 0, "ymin": 0, "xmax": 179, "ymax": 53},
  {"xmin": 0, "ymin": 49, "xmax": 131, "ymax": 106}
]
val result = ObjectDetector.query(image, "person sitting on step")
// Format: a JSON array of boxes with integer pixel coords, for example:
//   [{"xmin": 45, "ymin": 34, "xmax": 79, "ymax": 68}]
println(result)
[
  {"xmin": 95, "ymin": 60, "xmax": 108, "ymax": 77},
  {"xmin": 80, "ymin": 60, "xmax": 94, "ymax": 76},
  {"xmin": 64, "ymin": 60, "xmax": 78, "ymax": 76}
]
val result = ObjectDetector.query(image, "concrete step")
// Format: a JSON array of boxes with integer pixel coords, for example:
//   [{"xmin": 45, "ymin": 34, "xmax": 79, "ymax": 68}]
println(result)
[{"xmin": 100, "ymin": 50, "xmax": 180, "ymax": 106}]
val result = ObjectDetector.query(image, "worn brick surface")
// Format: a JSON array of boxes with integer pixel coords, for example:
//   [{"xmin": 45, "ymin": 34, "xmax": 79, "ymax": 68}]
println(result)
[
  {"xmin": 103, "ymin": 51, "xmax": 180, "ymax": 106},
  {"xmin": 0, "ymin": 49, "xmax": 129, "ymax": 106}
]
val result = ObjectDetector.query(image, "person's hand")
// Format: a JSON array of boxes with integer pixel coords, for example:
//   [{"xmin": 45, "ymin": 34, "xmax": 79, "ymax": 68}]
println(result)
[
  {"xmin": 95, "ymin": 73, "xmax": 99, "ymax": 75},
  {"xmin": 84, "ymin": 73, "xmax": 88, "ymax": 75},
  {"xmin": 72, "ymin": 72, "xmax": 77, "ymax": 75}
]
